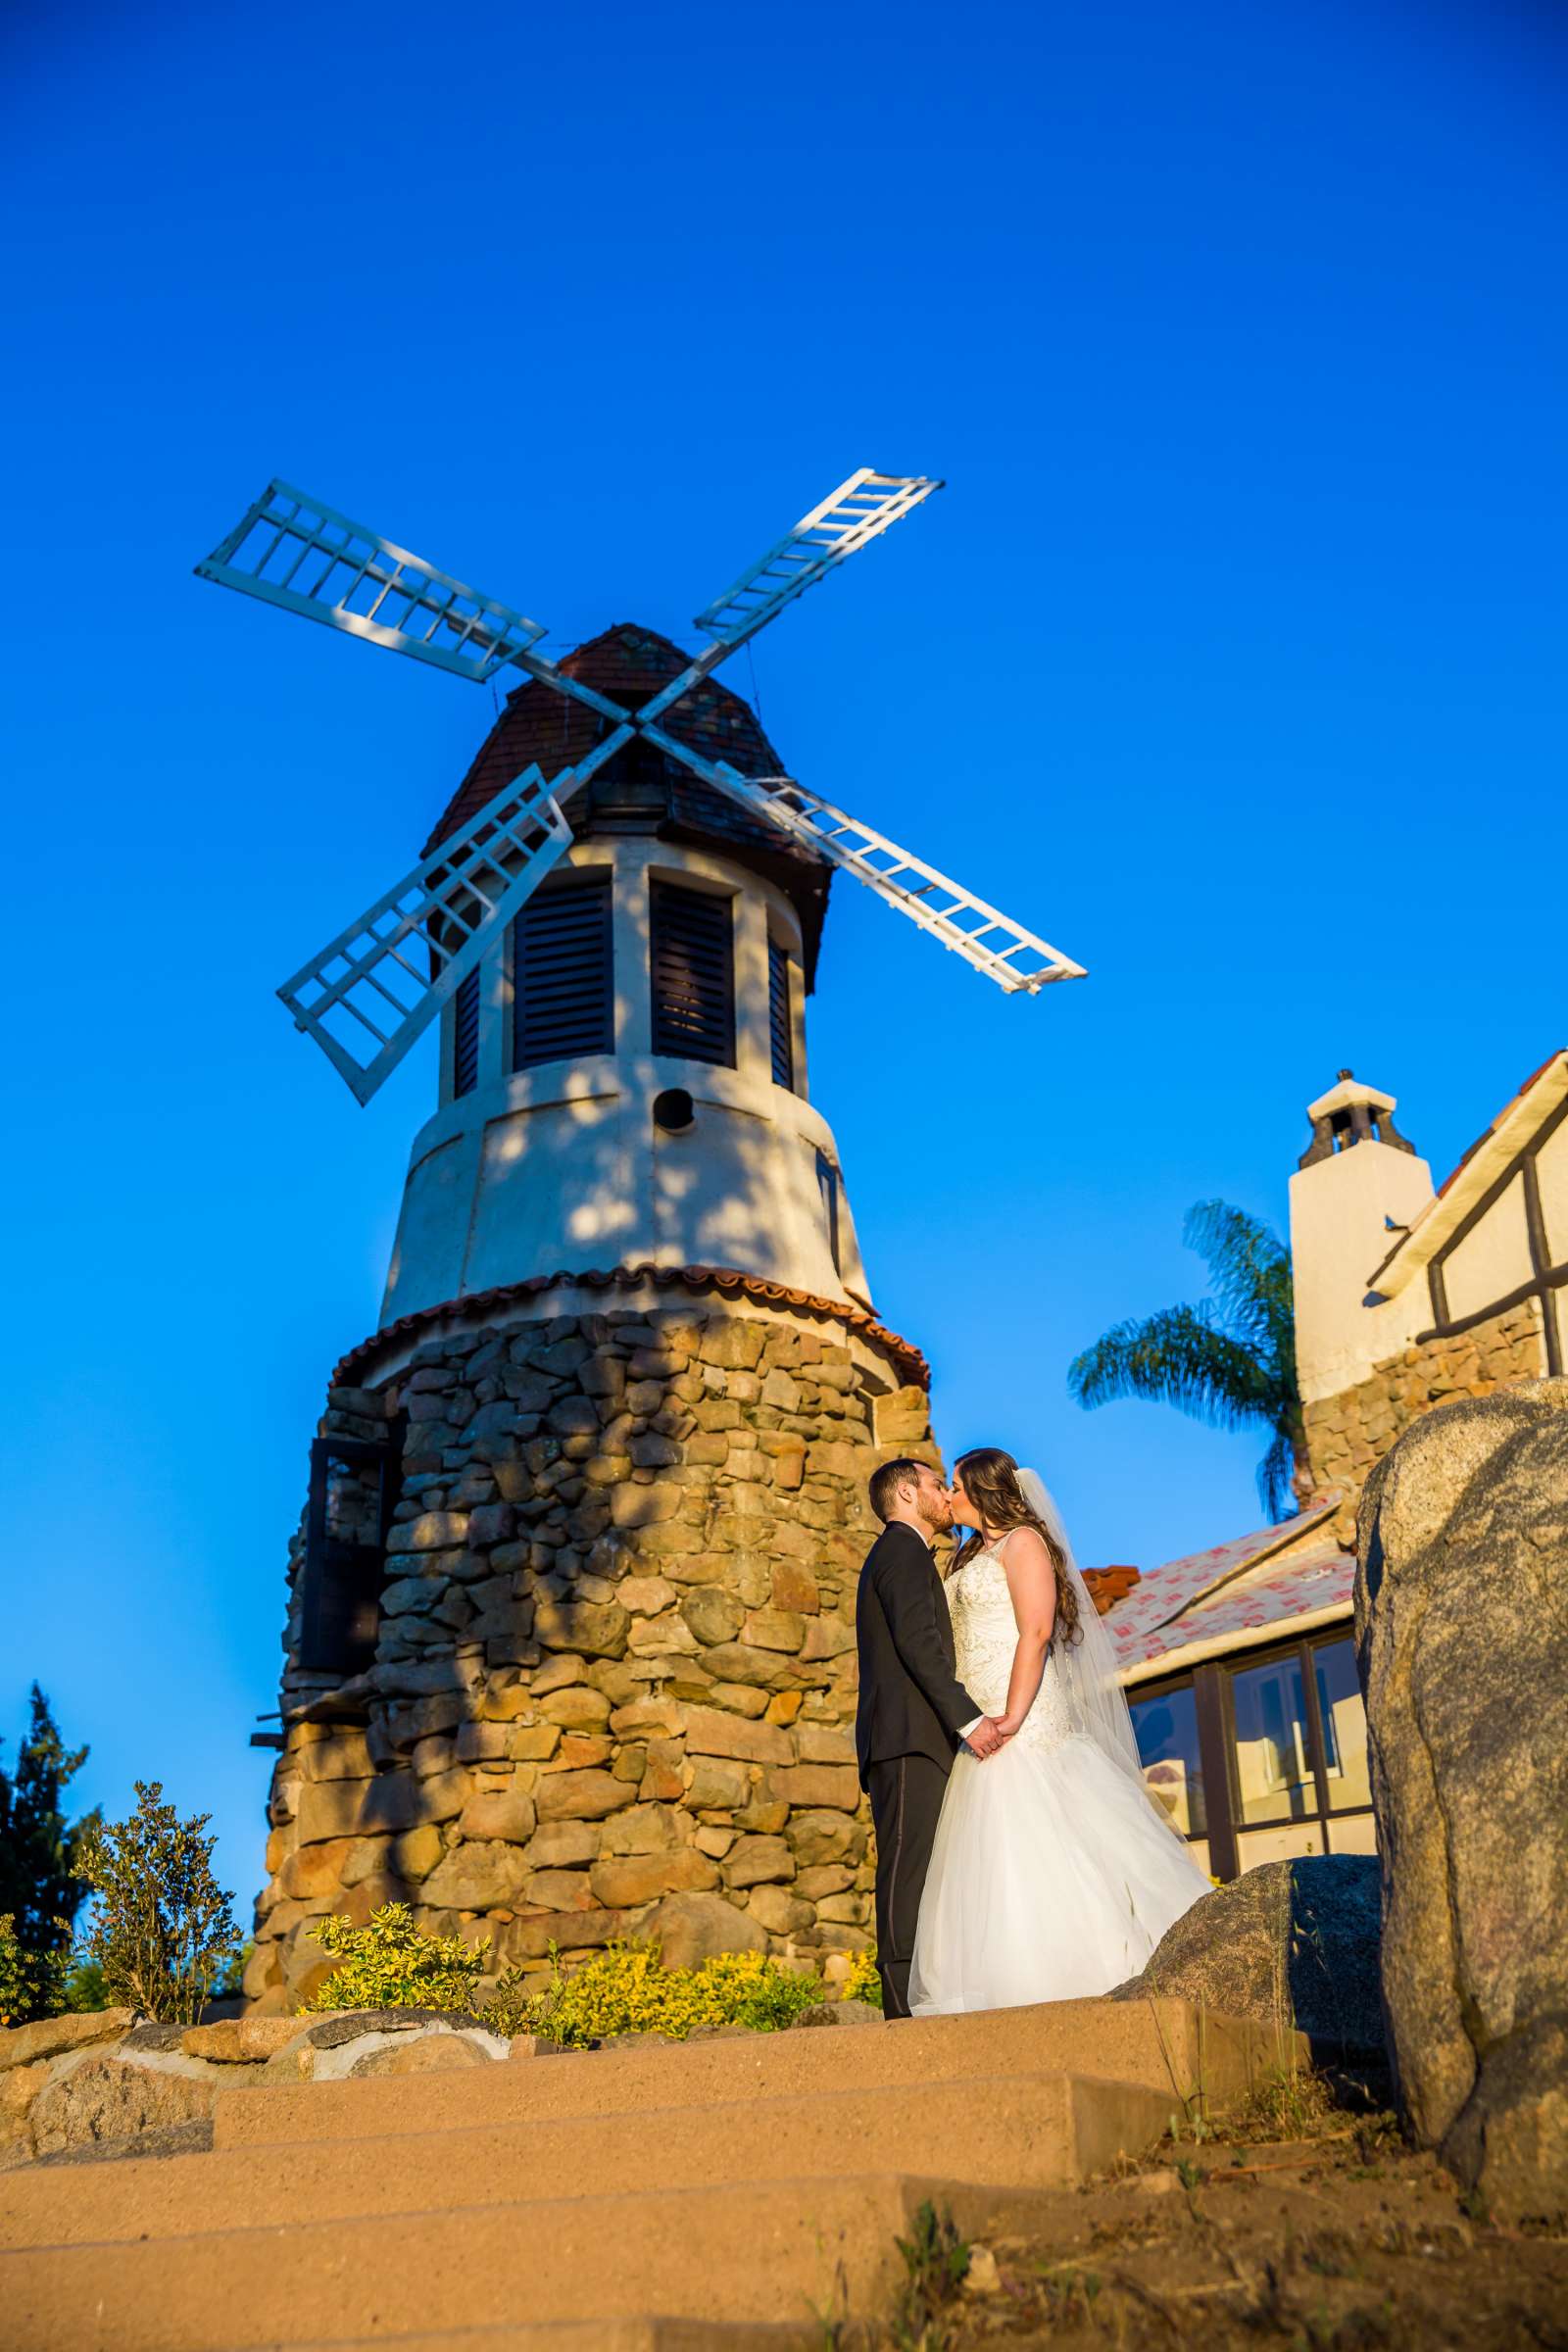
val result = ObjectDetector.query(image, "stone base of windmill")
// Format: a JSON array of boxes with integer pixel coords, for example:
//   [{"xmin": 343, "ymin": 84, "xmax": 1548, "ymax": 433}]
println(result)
[{"xmin": 245, "ymin": 1292, "xmax": 935, "ymax": 2013}]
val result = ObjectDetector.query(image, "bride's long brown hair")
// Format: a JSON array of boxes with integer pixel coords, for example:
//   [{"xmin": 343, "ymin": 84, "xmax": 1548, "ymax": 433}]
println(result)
[{"xmin": 950, "ymin": 1447, "xmax": 1082, "ymax": 1652}]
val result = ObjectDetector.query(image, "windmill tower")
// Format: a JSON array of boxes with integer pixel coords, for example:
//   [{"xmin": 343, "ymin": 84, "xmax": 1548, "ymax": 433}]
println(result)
[{"xmin": 203, "ymin": 475, "xmax": 1084, "ymax": 2009}]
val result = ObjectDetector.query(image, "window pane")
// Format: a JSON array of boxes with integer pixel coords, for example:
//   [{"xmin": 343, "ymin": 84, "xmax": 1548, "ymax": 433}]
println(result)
[
  {"xmin": 1230, "ymin": 1653, "xmax": 1314, "ymax": 1824},
  {"xmin": 1236, "ymin": 1822, "xmax": 1327, "ymax": 1870},
  {"xmin": 1129, "ymin": 1685, "xmax": 1206, "ymax": 1838},
  {"xmin": 815, "ymin": 1152, "xmax": 842, "ymax": 1275},
  {"xmin": 1314, "ymin": 1639, "xmax": 1372, "ymax": 1812},
  {"xmin": 304, "ymin": 1442, "xmax": 395, "ymax": 1678}
]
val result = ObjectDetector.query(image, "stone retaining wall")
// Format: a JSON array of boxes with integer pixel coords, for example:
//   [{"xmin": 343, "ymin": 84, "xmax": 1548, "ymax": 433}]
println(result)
[
  {"xmin": 249, "ymin": 1304, "xmax": 933, "ymax": 2011},
  {"xmin": 1302, "ymin": 1301, "xmax": 1545, "ymax": 1543}
]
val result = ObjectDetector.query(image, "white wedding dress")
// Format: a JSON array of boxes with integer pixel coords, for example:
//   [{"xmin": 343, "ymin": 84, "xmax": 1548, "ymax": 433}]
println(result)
[{"xmin": 909, "ymin": 1499, "xmax": 1211, "ymax": 2015}]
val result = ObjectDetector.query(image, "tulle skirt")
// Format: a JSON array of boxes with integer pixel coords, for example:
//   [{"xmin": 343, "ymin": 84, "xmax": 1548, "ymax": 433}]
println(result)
[{"xmin": 908, "ymin": 1732, "xmax": 1211, "ymax": 2015}]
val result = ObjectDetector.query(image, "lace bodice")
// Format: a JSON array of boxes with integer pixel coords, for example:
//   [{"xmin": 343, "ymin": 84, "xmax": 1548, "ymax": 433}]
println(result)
[{"xmin": 946, "ymin": 1542, "xmax": 1077, "ymax": 1755}]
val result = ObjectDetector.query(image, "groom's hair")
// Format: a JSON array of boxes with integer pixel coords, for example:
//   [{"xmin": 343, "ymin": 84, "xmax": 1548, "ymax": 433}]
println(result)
[{"xmin": 869, "ymin": 1457, "xmax": 925, "ymax": 1522}]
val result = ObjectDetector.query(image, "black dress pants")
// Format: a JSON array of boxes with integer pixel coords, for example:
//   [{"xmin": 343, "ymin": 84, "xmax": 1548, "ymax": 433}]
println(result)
[{"xmin": 865, "ymin": 1751, "xmax": 950, "ymax": 2019}]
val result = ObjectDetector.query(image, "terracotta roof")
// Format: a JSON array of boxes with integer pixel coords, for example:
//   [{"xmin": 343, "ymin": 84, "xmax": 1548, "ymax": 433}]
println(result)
[
  {"xmin": 332, "ymin": 1261, "xmax": 930, "ymax": 1392},
  {"xmin": 1168, "ymin": 1537, "xmax": 1352, "ymax": 1643},
  {"xmin": 1103, "ymin": 1506, "xmax": 1341, "ymax": 1658},
  {"xmin": 1081, "ymin": 1564, "xmax": 1141, "ymax": 1617},
  {"xmin": 421, "ymin": 623, "xmax": 835, "ymax": 982},
  {"xmin": 1116, "ymin": 1535, "xmax": 1355, "ymax": 1679}
]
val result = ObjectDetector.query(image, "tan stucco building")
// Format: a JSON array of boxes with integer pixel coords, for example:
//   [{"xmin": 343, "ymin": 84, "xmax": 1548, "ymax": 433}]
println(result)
[
  {"xmin": 1110, "ymin": 1052, "xmax": 1567, "ymax": 1881},
  {"xmin": 1293, "ymin": 1055, "xmax": 1567, "ymax": 1543}
]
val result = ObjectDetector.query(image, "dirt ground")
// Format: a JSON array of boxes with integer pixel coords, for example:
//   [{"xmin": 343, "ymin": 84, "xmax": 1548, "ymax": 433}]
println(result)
[{"xmin": 891, "ymin": 2082, "xmax": 1568, "ymax": 2351}]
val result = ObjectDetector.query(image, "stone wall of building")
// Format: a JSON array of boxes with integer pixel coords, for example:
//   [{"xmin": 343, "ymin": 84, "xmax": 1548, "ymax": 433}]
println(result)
[
  {"xmin": 1302, "ymin": 1300, "xmax": 1545, "ymax": 1544},
  {"xmin": 246, "ymin": 1305, "xmax": 932, "ymax": 2012}
]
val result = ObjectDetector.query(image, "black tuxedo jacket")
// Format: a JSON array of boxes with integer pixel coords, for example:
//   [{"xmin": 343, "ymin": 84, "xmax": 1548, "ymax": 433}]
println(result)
[{"xmin": 855, "ymin": 1521, "xmax": 982, "ymax": 1788}]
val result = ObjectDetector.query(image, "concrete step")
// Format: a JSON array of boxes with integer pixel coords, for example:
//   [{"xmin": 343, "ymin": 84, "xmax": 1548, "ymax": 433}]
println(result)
[
  {"xmin": 0, "ymin": 2070, "xmax": 1172, "ymax": 2250},
  {"xmin": 281, "ymin": 2329, "xmax": 817, "ymax": 2352},
  {"xmin": 220, "ymin": 2328, "xmax": 818, "ymax": 2352},
  {"xmin": 1, "ymin": 2172, "xmax": 1061, "ymax": 2352},
  {"xmin": 216, "ymin": 1995, "xmax": 1280, "ymax": 2152}
]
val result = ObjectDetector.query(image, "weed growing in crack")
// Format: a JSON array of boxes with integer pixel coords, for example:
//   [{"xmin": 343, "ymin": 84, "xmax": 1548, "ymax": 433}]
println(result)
[{"xmin": 891, "ymin": 2200, "xmax": 970, "ymax": 2350}]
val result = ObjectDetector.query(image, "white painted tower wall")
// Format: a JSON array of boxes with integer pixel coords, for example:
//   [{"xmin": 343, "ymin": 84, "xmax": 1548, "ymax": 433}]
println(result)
[{"xmin": 382, "ymin": 837, "xmax": 868, "ymax": 1327}]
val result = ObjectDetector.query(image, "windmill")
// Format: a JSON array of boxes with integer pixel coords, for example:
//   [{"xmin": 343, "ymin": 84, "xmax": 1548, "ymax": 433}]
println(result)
[
  {"xmin": 220, "ymin": 472, "xmax": 1092, "ymax": 2008},
  {"xmin": 196, "ymin": 470, "xmax": 1085, "ymax": 1107}
]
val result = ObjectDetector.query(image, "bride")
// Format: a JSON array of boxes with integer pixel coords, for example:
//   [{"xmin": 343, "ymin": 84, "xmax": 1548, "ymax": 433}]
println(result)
[{"xmin": 909, "ymin": 1447, "xmax": 1210, "ymax": 2014}]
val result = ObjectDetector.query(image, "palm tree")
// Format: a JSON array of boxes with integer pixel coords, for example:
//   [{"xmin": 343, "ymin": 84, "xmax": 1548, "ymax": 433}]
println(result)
[{"xmin": 1067, "ymin": 1200, "xmax": 1305, "ymax": 1521}]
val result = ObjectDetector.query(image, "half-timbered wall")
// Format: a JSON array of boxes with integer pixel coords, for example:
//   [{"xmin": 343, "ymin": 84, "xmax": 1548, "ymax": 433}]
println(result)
[{"xmin": 1422, "ymin": 1091, "xmax": 1568, "ymax": 1379}]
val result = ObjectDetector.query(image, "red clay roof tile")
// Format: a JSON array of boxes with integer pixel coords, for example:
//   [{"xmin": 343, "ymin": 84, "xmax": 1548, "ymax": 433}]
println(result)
[
  {"xmin": 331, "ymin": 1261, "xmax": 930, "ymax": 1394},
  {"xmin": 1081, "ymin": 1564, "xmax": 1142, "ymax": 1617}
]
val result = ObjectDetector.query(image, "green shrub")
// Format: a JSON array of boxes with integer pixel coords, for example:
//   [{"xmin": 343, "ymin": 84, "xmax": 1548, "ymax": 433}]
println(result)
[
  {"xmin": 75, "ymin": 1782, "xmax": 239, "ymax": 2026},
  {"xmin": 58, "ymin": 1955, "xmax": 110, "ymax": 2013},
  {"xmin": 499, "ymin": 1939, "xmax": 821, "ymax": 2047},
  {"xmin": 700, "ymin": 1949, "xmax": 823, "ymax": 2034},
  {"xmin": 294, "ymin": 1904, "xmax": 881, "ymax": 2045},
  {"xmin": 212, "ymin": 1940, "xmax": 253, "ymax": 2002},
  {"xmin": 301, "ymin": 1904, "xmax": 488, "ymax": 2014}
]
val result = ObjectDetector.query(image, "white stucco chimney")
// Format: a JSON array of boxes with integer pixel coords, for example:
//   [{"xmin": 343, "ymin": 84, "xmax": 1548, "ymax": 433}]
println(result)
[{"xmin": 1288, "ymin": 1071, "xmax": 1436, "ymax": 1404}]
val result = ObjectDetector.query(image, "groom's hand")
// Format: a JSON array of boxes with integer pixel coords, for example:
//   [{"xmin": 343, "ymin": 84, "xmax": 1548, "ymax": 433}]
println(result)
[{"xmin": 964, "ymin": 1717, "xmax": 1004, "ymax": 1759}]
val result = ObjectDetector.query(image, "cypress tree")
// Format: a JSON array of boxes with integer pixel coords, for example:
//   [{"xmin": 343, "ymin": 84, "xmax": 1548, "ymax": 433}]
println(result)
[{"xmin": 0, "ymin": 1685, "xmax": 99, "ymax": 2006}]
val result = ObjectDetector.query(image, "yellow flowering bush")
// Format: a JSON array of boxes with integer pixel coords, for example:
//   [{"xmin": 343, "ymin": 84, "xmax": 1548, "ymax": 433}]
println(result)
[
  {"xmin": 489, "ymin": 1940, "xmax": 822, "ymax": 2047},
  {"xmin": 299, "ymin": 1904, "xmax": 882, "ymax": 2041},
  {"xmin": 841, "ymin": 1947, "xmax": 883, "ymax": 2010},
  {"xmin": 301, "ymin": 1903, "xmax": 488, "ymax": 2014}
]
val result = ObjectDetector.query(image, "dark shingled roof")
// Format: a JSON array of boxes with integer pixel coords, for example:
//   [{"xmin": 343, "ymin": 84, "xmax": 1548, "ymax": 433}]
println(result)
[{"xmin": 422, "ymin": 622, "xmax": 834, "ymax": 985}]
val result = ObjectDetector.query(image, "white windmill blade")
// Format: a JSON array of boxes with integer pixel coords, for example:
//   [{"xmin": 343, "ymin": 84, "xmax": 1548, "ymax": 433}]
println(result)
[
  {"xmin": 197, "ymin": 480, "xmax": 547, "ymax": 684},
  {"xmin": 659, "ymin": 752, "xmax": 1084, "ymax": 994},
  {"xmin": 277, "ymin": 764, "xmax": 572, "ymax": 1104},
  {"xmin": 684, "ymin": 469, "xmax": 944, "ymax": 661}
]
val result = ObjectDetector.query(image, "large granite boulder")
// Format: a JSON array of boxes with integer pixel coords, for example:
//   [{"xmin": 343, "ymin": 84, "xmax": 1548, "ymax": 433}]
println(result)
[
  {"xmin": 1111, "ymin": 1855, "xmax": 1382, "ymax": 2057},
  {"xmin": 26, "ymin": 2052, "xmax": 220, "ymax": 2160},
  {"xmin": 1356, "ymin": 1381, "xmax": 1568, "ymax": 2222}
]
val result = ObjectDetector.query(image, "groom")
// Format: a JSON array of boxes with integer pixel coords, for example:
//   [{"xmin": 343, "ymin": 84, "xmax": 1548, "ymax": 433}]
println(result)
[{"xmin": 855, "ymin": 1457, "xmax": 1003, "ymax": 2017}]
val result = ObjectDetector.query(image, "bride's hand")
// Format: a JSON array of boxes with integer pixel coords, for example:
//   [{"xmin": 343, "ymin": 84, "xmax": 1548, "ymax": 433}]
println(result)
[{"xmin": 994, "ymin": 1712, "xmax": 1024, "ymax": 1741}]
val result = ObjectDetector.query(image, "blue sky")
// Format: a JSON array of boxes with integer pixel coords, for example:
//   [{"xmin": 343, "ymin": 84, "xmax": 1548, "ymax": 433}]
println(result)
[{"xmin": 3, "ymin": 0, "xmax": 1563, "ymax": 1910}]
